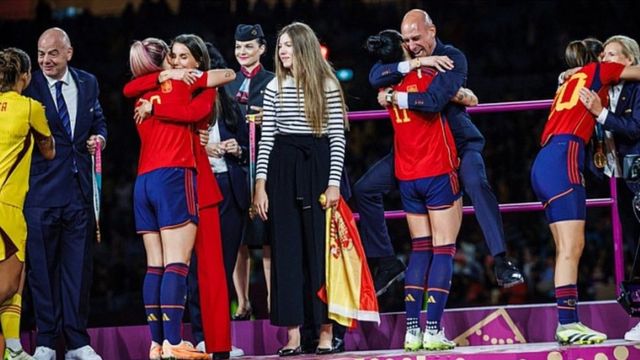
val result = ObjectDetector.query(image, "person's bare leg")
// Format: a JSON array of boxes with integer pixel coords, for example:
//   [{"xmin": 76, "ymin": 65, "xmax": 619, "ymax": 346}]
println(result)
[
  {"xmin": 162, "ymin": 223, "xmax": 198, "ymax": 265},
  {"xmin": 318, "ymin": 323, "xmax": 333, "ymax": 349},
  {"xmin": 0, "ymin": 255, "xmax": 22, "ymax": 358},
  {"xmin": 549, "ymin": 220, "xmax": 585, "ymax": 287},
  {"xmin": 0, "ymin": 255, "xmax": 22, "ymax": 305},
  {"xmin": 284, "ymin": 326, "xmax": 300, "ymax": 349},
  {"xmin": 232, "ymin": 245, "xmax": 251, "ymax": 317},
  {"xmin": 262, "ymin": 245, "xmax": 272, "ymax": 312},
  {"xmin": 143, "ymin": 233, "xmax": 163, "ymax": 267},
  {"xmin": 1, "ymin": 264, "xmax": 27, "ymax": 354}
]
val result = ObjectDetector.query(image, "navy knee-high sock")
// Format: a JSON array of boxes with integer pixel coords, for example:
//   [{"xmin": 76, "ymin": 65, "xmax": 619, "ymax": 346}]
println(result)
[
  {"xmin": 556, "ymin": 284, "xmax": 579, "ymax": 325},
  {"xmin": 404, "ymin": 236, "xmax": 433, "ymax": 331},
  {"xmin": 425, "ymin": 244, "xmax": 456, "ymax": 332},
  {"xmin": 161, "ymin": 263, "xmax": 189, "ymax": 345},
  {"xmin": 143, "ymin": 266, "xmax": 164, "ymax": 344}
]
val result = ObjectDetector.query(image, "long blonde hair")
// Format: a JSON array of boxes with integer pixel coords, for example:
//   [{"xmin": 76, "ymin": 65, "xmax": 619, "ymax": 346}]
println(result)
[{"xmin": 274, "ymin": 22, "xmax": 348, "ymax": 135}]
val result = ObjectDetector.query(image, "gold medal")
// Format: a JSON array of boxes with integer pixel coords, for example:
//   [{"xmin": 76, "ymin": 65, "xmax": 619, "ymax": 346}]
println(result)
[{"xmin": 594, "ymin": 151, "xmax": 607, "ymax": 169}]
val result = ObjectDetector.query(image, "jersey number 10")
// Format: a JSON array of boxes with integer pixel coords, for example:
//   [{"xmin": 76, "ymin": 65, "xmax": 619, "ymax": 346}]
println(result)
[{"xmin": 554, "ymin": 73, "xmax": 588, "ymax": 112}]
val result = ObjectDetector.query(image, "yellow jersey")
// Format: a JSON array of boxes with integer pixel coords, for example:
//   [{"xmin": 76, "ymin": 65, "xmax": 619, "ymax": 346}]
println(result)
[{"xmin": 0, "ymin": 91, "xmax": 50, "ymax": 208}]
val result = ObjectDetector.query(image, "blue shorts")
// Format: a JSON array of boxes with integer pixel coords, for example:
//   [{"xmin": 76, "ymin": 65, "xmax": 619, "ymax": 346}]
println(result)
[
  {"xmin": 399, "ymin": 172, "xmax": 462, "ymax": 214},
  {"xmin": 134, "ymin": 167, "xmax": 198, "ymax": 233},
  {"xmin": 531, "ymin": 135, "xmax": 586, "ymax": 223}
]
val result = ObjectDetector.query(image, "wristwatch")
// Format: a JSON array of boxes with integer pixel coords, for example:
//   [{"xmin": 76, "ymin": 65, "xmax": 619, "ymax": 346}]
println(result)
[{"xmin": 385, "ymin": 90, "xmax": 394, "ymax": 104}]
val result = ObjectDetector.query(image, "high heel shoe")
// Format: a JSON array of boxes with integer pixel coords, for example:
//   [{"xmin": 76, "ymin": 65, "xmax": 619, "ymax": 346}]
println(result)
[
  {"xmin": 232, "ymin": 304, "xmax": 252, "ymax": 321},
  {"xmin": 277, "ymin": 346, "xmax": 302, "ymax": 357},
  {"xmin": 315, "ymin": 346, "xmax": 334, "ymax": 355}
]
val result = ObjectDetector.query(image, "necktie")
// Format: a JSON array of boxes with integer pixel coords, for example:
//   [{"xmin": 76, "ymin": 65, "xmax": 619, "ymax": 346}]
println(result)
[{"xmin": 55, "ymin": 81, "xmax": 72, "ymax": 138}]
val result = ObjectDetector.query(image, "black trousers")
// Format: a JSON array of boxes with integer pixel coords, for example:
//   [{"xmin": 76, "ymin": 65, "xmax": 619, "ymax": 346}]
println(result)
[{"xmin": 268, "ymin": 134, "xmax": 330, "ymax": 327}]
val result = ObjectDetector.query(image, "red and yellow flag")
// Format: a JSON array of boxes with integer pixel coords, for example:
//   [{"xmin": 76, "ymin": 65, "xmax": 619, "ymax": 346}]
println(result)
[{"xmin": 318, "ymin": 196, "xmax": 380, "ymax": 328}]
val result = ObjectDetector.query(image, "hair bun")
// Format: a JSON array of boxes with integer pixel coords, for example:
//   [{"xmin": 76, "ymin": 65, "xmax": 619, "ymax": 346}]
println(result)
[{"xmin": 366, "ymin": 36, "xmax": 383, "ymax": 53}]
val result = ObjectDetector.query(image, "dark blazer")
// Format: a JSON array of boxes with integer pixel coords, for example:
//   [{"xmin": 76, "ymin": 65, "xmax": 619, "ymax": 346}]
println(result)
[
  {"xmin": 369, "ymin": 38, "xmax": 485, "ymax": 153},
  {"xmin": 602, "ymin": 82, "xmax": 640, "ymax": 159},
  {"xmin": 227, "ymin": 66, "xmax": 275, "ymax": 117},
  {"xmin": 217, "ymin": 113, "xmax": 250, "ymax": 210},
  {"xmin": 24, "ymin": 67, "xmax": 107, "ymax": 208},
  {"xmin": 222, "ymin": 66, "xmax": 275, "ymax": 210}
]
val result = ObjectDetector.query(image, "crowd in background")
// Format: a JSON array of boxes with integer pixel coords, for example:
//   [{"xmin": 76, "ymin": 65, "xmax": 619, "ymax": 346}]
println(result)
[{"xmin": 4, "ymin": 0, "xmax": 640, "ymax": 327}]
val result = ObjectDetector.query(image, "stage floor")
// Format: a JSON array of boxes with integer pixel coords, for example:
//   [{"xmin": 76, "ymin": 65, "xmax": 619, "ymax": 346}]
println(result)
[
  {"xmin": 19, "ymin": 301, "xmax": 640, "ymax": 359},
  {"xmin": 241, "ymin": 340, "xmax": 640, "ymax": 359}
]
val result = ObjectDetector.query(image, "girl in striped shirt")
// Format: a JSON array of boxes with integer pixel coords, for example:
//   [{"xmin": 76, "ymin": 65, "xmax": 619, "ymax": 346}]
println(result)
[{"xmin": 252, "ymin": 22, "xmax": 347, "ymax": 356}]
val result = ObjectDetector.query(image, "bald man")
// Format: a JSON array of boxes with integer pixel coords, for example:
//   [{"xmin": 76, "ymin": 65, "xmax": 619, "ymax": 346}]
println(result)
[
  {"xmin": 359, "ymin": 9, "xmax": 523, "ymax": 294},
  {"xmin": 24, "ymin": 27, "xmax": 106, "ymax": 360}
]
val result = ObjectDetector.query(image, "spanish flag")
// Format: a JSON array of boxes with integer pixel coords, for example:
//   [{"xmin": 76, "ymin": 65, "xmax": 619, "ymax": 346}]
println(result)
[{"xmin": 318, "ymin": 196, "xmax": 380, "ymax": 328}]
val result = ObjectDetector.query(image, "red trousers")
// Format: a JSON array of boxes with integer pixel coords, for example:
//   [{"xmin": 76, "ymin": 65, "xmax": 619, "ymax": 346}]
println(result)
[{"xmin": 195, "ymin": 206, "xmax": 231, "ymax": 353}]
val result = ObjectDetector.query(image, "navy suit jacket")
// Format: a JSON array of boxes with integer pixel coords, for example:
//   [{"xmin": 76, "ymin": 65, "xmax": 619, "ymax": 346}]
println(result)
[
  {"xmin": 217, "ymin": 112, "xmax": 251, "ymax": 211},
  {"xmin": 222, "ymin": 67, "xmax": 274, "ymax": 210},
  {"xmin": 601, "ymin": 82, "xmax": 640, "ymax": 159},
  {"xmin": 369, "ymin": 38, "xmax": 484, "ymax": 153},
  {"xmin": 24, "ymin": 67, "xmax": 107, "ymax": 208},
  {"xmin": 227, "ymin": 66, "xmax": 275, "ymax": 118}
]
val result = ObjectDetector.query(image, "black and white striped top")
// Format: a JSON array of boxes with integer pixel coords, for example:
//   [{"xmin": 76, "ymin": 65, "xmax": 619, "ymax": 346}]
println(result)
[{"xmin": 256, "ymin": 76, "xmax": 346, "ymax": 187}]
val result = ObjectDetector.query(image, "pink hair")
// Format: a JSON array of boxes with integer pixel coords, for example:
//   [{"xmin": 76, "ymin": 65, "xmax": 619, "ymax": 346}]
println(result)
[{"xmin": 129, "ymin": 38, "xmax": 168, "ymax": 78}]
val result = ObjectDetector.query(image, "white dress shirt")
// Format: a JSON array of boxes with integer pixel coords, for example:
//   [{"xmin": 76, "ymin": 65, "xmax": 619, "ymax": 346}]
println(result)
[{"xmin": 208, "ymin": 121, "xmax": 228, "ymax": 173}]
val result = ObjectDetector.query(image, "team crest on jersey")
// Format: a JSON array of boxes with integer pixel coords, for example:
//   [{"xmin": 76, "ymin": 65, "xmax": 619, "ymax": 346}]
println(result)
[
  {"xmin": 407, "ymin": 85, "xmax": 419, "ymax": 93},
  {"xmin": 161, "ymin": 80, "xmax": 172, "ymax": 93}
]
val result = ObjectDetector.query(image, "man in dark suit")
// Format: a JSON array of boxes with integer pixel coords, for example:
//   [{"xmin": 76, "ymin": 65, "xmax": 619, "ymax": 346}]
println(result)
[
  {"xmin": 579, "ymin": 35, "xmax": 640, "ymax": 342},
  {"xmin": 24, "ymin": 27, "xmax": 106, "ymax": 360},
  {"xmin": 362, "ymin": 9, "xmax": 524, "ymax": 295}
]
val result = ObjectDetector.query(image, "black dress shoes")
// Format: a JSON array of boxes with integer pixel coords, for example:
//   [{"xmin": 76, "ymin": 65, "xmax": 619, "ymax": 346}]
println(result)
[
  {"xmin": 315, "ymin": 346, "xmax": 333, "ymax": 355},
  {"xmin": 373, "ymin": 257, "xmax": 406, "ymax": 296},
  {"xmin": 277, "ymin": 346, "xmax": 302, "ymax": 357},
  {"xmin": 231, "ymin": 305, "xmax": 252, "ymax": 321},
  {"xmin": 212, "ymin": 351, "xmax": 230, "ymax": 359},
  {"xmin": 331, "ymin": 337, "xmax": 345, "ymax": 353},
  {"xmin": 495, "ymin": 257, "xmax": 524, "ymax": 288}
]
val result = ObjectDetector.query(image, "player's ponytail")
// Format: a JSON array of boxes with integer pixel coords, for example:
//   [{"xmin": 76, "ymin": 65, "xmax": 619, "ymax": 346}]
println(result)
[
  {"xmin": 565, "ymin": 39, "xmax": 601, "ymax": 68},
  {"xmin": 129, "ymin": 38, "xmax": 168, "ymax": 78},
  {"xmin": 366, "ymin": 29, "xmax": 406, "ymax": 64},
  {"xmin": 0, "ymin": 47, "xmax": 31, "ymax": 92}
]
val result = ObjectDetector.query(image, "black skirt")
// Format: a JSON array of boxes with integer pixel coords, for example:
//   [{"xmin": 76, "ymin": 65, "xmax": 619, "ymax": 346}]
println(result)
[{"xmin": 267, "ymin": 134, "xmax": 331, "ymax": 326}]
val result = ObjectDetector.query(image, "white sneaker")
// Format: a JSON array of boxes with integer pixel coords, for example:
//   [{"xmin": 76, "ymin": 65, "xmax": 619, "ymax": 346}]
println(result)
[
  {"xmin": 625, "ymin": 322, "xmax": 640, "ymax": 341},
  {"xmin": 230, "ymin": 346, "xmax": 244, "ymax": 358},
  {"xmin": 64, "ymin": 346, "xmax": 102, "ymax": 360},
  {"xmin": 422, "ymin": 328, "xmax": 456, "ymax": 350},
  {"xmin": 5, "ymin": 347, "xmax": 35, "ymax": 360},
  {"xmin": 404, "ymin": 328, "xmax": 423, "ymax": 351},
  {"xmin": 32, "ymin": 347, "xmax": 56, "ymax": 360},
  {"xmin": 195, "ymin": 341, "xmax": 206, "ymax": 353}
]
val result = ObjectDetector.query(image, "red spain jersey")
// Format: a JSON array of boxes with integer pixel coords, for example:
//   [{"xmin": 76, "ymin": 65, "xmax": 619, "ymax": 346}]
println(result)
[
  {"xmin": 389, "ymin": 68, "xmax": 459, "ymax": 180},
  {"xmin": 154, "ymin": 89, "xmax": 223, "ymax": 208},
  {"xmin": 123, "ymin": 71, "xmax": 211, "ymax": 175},
  {"xmin": 541, "ymin": 62, "xmax": 625, "ymax": 145}
]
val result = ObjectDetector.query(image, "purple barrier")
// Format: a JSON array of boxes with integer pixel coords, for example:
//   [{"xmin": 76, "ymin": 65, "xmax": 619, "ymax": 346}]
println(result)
[
  {"xmin": 347, "ymin": 99, "xmax": 625, "ymax": 293},
  {"xmin": 347, "ymin": 99, "xmax": 554, "ymax": 121}
]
